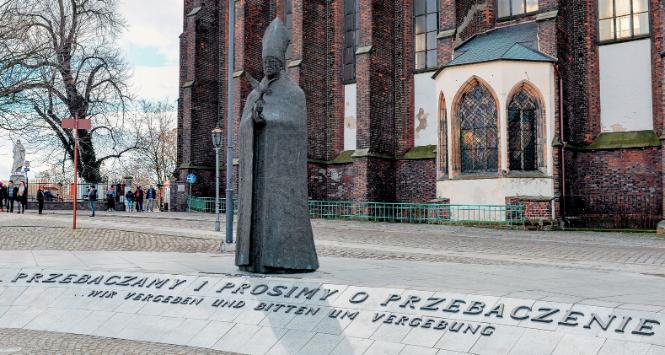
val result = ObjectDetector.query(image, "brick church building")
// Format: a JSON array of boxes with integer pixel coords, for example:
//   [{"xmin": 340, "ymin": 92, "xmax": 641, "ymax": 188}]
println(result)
[{"xmin": 174, "ymin": 0, "xmax": 664, "ymax": 228}]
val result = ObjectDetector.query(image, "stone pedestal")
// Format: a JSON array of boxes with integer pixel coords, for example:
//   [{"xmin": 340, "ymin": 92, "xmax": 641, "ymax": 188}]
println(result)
[
  {"xmin": 657, "ymin": 220, "xmax": 665, "ymax": 234},
  {"xmin": 10, "ymin": 172, "xmax": 26, "ymax": 184}
]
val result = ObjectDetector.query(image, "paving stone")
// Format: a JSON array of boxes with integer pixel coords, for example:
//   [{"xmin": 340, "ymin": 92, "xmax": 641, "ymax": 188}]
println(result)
[
  {"xmin": 240, "ymin": 326, "xmax": 288, "ymax": 355},
  {"xmin": 402, "ymin": 322, "xmax": 445, "ymax": 347},
  {"xmin": 435, "ymin": 329, "xmax": 480, "ymax": 353},
  {"xmin": 364, "ymin": 340, "xmax": 406, "ymax": 355},
  {"xmin": 509, "ymin": 328, "xmax": 562, "ymax": 355},
  {"xmin": 297, "ymin": 333, "xmax": 343, "ymax": 355},
  {"xmin": 0, "ymin": 328, "xmax": 232, "ymax": 354},
  {"xmin": 550, "ymin": 334, "xmax": 606, "ymax": 355},
  {"xmin": 399, "ymin": 344, "xmax": 438, "ymax": 355},
  {"xmin": 648, "ymin": 345, "xmax": 665, "ymax": 355},
  {"xmin": 470, "ymin": 325, "xmax": 525, "ymax": 355},
  {"xmin": 265, "ymin": 330, "xmax": 316, "ymax": 355},
  {"xmin": 188, "ymin": 321, "xmax": 235, "ymax": 349},
  {"xmin": 329, "ymin": 336, "xmax": 373, "ymax": 355},
  {"xmin": 213, "ymin": 323, "xmax": 261, "ymax": 353},
  {"xmin": 0, "ymin": 306, "xmax": 44, "ymax": 328},
  {"xmin": 598, "ymin": 339, "xmax": 653, "ymax": 355}
]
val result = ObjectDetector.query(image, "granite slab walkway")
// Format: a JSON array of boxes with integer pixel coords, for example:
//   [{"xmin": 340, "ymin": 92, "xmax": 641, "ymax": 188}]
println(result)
[{"xmin": 0, "ymin": 251, "xmax": 664, "ymax": 354}]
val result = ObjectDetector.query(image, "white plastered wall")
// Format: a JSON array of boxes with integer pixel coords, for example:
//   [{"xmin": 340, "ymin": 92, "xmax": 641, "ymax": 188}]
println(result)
[
  {"xmin": 414, "ymin": 72, "xmax": 439, "ymax": 146},
  {"xmin": 599, "ymin": 39, "xmax": 654, "ymax": 132},
  {"xmin": 434, "ymin": 61, "xmax": 556, "ymax": 205},
  {"xmin": 344, "ymin": 83, "xmax": 357, "ymax": 151}
]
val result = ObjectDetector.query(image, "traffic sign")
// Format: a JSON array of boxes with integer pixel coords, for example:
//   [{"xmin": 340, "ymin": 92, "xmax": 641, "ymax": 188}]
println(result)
[{"xmin": 186, "ymin": 174, "xmax": 197, "ymax": 184}]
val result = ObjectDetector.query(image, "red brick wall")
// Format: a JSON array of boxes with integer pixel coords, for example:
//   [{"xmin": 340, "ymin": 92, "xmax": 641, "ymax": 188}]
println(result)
[
  {"xmin": 506, "ymin": 197, "xmax": 552, "ymax": 220},
  {"xmin": 396, "ymin": 159, "xmax": 436, "ymax": 203},
  {"xmin": 564, "ymin": 148, "xmax": 663, "ymax": 227}
]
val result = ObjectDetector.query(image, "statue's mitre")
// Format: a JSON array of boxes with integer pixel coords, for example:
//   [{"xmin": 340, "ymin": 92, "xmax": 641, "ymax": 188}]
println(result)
[{"xmin": 262, "ymin": 18, "xmax": 291, "ymax": 64}]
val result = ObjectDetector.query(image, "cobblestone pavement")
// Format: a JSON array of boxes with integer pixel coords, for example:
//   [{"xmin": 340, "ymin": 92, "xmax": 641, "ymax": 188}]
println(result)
[
  {"xmin": 0, "ymin": 328, "xmax": 233, "ymax": 354},
  {"xmin": 1, "ymin": 211, "xmax": 665, "ymax": 271},
  {"xmin": 0, "ymin": 226, "xmax": 220, "ymax": 253}
]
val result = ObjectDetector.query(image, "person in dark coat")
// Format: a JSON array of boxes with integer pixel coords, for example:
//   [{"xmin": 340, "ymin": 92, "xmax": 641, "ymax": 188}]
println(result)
[
  {"xmin": 16, "ymin": 181, "xmax": 27, "ymax": 214},
  {"xmin": 6, "ymin": 181, "xmax": 15, "ymax": 213},
  {"xmin": 106, "ymin": 187, "xmax": 115, "ymax": 212},
  {"xmin": 0, "ymin": 182, "xmax": 6, "ymax": 212},
  {"xmin": 125, "ymin": 189, "xmax": 134, "ymax": 212},
  {"xmin": 88, "ymin": 185, "xmax": 98, "ymax": 217},
  {"xmin": 135, "ymin": 186, "xmax": 144, "ymax": 212},
  {"xmin": 37, "ymin": 188, "xmax": 45, "ymax": 214}
]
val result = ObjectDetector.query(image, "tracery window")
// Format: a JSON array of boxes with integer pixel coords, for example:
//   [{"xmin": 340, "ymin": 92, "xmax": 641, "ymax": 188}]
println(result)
[
  {"xmin": 508, "ymin": 89, "xmax": 539, "ymax": 171},
  {"xmin": 438, "ymin": 94, "xmax": 448, "ymax": 176},
  {"xmin": 457, "ymin": 83, "xmax": 498, "ymax": 174},
  {"xmin": 497, "ymin": 0, "xmax": 538, "ymax": 19},
  {"xmin": 343, "ymin": 0, "xmax": 359, "ymax": 82},
  {"xmin": 598, "ymin": 0, "xmax": 649, "ymax": 42},
  {"xmin": 414, "ymin": 0, "xmax": 439, "ymax": 70}
]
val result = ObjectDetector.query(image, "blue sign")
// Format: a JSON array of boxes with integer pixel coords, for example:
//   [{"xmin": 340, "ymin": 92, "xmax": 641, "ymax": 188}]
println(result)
[{"xmin": 186, "ymin": 174, "xmax": 197, "ymax": 184}]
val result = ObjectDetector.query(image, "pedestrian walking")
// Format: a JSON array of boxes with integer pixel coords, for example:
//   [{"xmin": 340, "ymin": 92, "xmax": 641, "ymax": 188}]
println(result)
[
  {"xmin": 37, "ymin": 188, "xmax": 45, "ymax": 214},
  {"xmin": 0, "ymin": 182, "xmax": 6, "ymax": 212},
  {"xmin": 7, "ymin": 181, "xmax": 15, "ymax": 213},
  {"xmin": 16, "ymin": 181, "xmax": 27, "ymax": 214},
  {"xmin": 146, "ymin": 185, "xmax": 157, "ymax": 212},
  {"xmin": 106, "ymin": 187, "xmax": 116, "ymax": 212},
  {"xmin": 135, "ymin": 186, "xmax": 144, "ymax": 212},
  {"xmin": 88, "ymin": 185, "xmax": 98, "ymax": 217},
  {"xmin": 125, "ymin": 188, "xmax": 134, "ymax": 212}
]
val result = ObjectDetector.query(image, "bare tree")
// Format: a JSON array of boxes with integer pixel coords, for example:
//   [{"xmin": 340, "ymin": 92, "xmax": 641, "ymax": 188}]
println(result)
[
  {"xmin": 135, "ymin": 100, "xmax": 177, "ymax": 186},
  {"xmin": 0, "ymin": 0, "xmax": 136, "ymax": 182}
]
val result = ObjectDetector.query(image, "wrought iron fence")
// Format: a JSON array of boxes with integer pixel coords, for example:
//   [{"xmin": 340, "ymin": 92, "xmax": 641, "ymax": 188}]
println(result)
[
  {"xmin": 25, "ymin": 182, "xmax": 115, "ymax": 202},
  {"xmin": 188, "ymin": 197, "xmax": 524, "ymax": 226}
]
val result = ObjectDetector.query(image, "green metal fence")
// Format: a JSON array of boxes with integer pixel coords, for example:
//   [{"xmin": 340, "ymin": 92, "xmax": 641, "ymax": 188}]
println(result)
[{"xmin": 188, "ymin": 197, "xmax": 524, "ymax": 226}]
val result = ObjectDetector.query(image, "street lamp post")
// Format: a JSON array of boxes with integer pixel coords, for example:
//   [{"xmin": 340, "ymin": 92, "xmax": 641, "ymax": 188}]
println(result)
[
  {"xmin": 225, "ymin": 0, "xmax": 236, "ymax": 245},
  {"xmin": 211, "ymin": 127, "xmax": 224, "ymax": 233}
]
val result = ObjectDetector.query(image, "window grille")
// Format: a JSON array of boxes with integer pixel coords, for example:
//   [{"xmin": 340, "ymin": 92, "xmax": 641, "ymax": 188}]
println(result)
[
  {"xmin": 343, "ymin": 0, "xmax": 359, "ymax": 81},
  {"xmin": 458, "ymin": 83, "xmax": 498, "ymax": 174}
]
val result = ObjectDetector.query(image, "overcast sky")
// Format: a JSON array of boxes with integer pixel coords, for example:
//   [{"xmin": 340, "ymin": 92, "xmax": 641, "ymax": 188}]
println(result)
[{"xmin": 0, "ymin": 0, "xmax": 183, "ymax": 180}]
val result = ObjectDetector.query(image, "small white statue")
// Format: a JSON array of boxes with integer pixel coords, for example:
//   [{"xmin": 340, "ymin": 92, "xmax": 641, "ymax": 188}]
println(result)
[{"xmin": 12, "ymin": 140, "xmax": 25, "ymax": 173}]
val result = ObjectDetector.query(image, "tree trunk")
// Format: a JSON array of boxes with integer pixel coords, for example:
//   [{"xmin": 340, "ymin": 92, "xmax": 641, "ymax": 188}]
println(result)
[{"xmin": 77, "ymin": 129, "xmax": 102, "ymax": 182}]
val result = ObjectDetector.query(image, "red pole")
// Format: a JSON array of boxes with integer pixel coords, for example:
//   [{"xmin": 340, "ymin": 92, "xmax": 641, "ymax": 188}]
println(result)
[{"xmin": 72, "ymin": 117, "xmax": 78, "ymax": 230}]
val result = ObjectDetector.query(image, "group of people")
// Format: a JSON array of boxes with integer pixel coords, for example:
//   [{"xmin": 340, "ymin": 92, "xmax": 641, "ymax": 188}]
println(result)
[
  {"xmin": 0, "ymin": 180, "xmax": 29, "ymax": 214},
  {"xmin": 122, "ymin": 185, "xmax": 157, "ymax": 213},
  {"xmin": 0, "ymin": 182, "xmax": 159, "ymax": 216}
]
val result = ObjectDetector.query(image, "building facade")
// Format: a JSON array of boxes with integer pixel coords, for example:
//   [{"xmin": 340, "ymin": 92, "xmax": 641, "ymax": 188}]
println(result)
[{"xmin": 174, "ymin": 0, "xmax": 664, "ymax": 229}]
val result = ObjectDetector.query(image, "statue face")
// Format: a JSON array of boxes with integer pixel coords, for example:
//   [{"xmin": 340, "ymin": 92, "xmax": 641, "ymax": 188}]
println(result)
[{"xmin": 263, "ymin": 56, "xmax": 283, "ymax": 77}]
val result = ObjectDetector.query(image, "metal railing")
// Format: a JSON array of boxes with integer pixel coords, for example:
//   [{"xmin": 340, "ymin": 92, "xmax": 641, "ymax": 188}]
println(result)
[
  {"xmin": 25, "ymin": 182, "xmax": 115, "ymax": 202},
  {"xmin": 188, "ymin": 197, "xmax": 524, "ymax": 226}
]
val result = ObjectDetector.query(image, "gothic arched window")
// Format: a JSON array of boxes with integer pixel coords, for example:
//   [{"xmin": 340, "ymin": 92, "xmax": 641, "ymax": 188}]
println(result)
[
  {"xmin": 438, "ymin": 93, "xmax": 447, "ymax": 176},
  {"xmin": 508, "ymin": 87, "xmax": 543, "ymax": 171},
  {"xmin": 457, "ymin": 82, "xmax": 498, "ymax": 174},
  {"xmin": 508, "ymin": 89, "xmax": 538, "ymax": 171}
]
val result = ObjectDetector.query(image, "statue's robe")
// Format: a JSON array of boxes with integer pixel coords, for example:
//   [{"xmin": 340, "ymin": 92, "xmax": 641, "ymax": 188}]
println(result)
[{"xmin": 235, "ymin": 72, "xmax": 319, "ymax": 273}]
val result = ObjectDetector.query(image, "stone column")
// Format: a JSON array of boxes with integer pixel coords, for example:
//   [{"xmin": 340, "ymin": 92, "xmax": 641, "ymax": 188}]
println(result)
[{"xmin": 352, "ymin": 0, "xmax": 400, "ymax": 202}]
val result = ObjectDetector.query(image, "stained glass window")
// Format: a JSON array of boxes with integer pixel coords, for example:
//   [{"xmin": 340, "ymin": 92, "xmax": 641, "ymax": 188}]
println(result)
[
  {"xmin": 598, "ymin": 0, "xmax": 649, "ymax": 42},
  {"xmin": 458, "ymin": 83, "xmax": 498, "ymax": 174},
  {"xmin": 508, "ymin": 90, "xmax": 539, "ymax": 171},
  {"xmin": 343, "ymin": 0, "xmax": 360, "ymax": 81},
  {"xmin": 414, "ymin": 0, "xmax": 439, "ymax": 70},
  {"xmin": 438, "ymin": 95, "xmax": 448, "ymax": 176}
]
